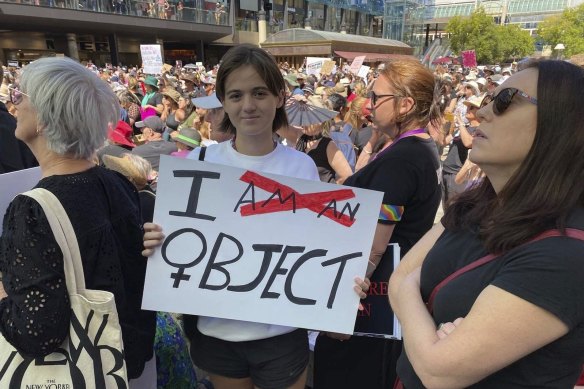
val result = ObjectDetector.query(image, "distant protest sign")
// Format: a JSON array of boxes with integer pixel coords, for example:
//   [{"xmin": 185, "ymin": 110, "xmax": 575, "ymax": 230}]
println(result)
[
  {"xmin": 358, "ymin": 65, "xmax": 370, "ymax": 80},
  {"xmin": 321, "ymin": 60, "xmax": 336, "ymax": 76},
  {"xmin": 140, "ymin": 44, "xmax": 163, "ymax": 74},
  {"xmin": 142, "ymin": 156, "xmax": 383, "ymax": 334},
  {"xmin": 350, "ymin": 55, "xmax": 366, "ymax": 75},
  {"xmin": 462, "ymin": 50, "xmax": 477, "ymax": 68},
  {"xmin": 306, "ymin": 57, "xmax": 325, "ymax": 76}
]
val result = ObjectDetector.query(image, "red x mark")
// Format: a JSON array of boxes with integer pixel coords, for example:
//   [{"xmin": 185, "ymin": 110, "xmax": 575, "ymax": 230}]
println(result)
[{"xmin": 238, "ymin": 171, "xmax": 357, "ymax": 227}]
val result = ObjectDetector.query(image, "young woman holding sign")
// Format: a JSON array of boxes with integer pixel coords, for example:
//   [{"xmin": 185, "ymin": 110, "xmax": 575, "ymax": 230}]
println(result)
[
  {"xmin": 143, "ymin": 45, "xmax": 369, "ymax": 389},
  {"xmin": 313, "ymin": 59, "xmax": 442, "ymax": 388}
]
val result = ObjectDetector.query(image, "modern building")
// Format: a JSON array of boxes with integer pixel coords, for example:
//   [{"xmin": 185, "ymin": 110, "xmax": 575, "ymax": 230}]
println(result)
[
  {"xmin": 0, "ymin": 0, "xmax": 390, "ymax": 67},
  {"xmin": 383, "ymin": 0, "xmax": 584, "ymax": 55}
]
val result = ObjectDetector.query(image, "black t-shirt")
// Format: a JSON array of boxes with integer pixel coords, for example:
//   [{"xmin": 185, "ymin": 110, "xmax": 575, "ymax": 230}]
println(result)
[
  {"xmin": 146, "ymin": 92, "xmax": 163, "ymax": 108},
  {"xmin": 344, "ymin": 136, "xmax": 441, "ymax": 255},
  {"xmin": 442, "ymin": 135, "xmax": 468, "ymax": 174},
  {"xmin": 397, "ymin": 208, "xmax": 584, "ymax": 388}
]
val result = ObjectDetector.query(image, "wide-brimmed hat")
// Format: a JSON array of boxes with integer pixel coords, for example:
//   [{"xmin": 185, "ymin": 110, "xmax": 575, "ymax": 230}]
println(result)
[
  {"xmin": 174, "ymin": 127, "xmax": 202, "ymax": 149},
  {"xmin": 315, "ymin": 86, "xmax": 326, "ymax": 96},
  {"xmin": 476, "ymin": 77, "xmax": 487, "ymax": 87},
  {"xmin": 201, "ymin": 76, "xmax": 215, "ymax": 85},
  {"xmin": 162, "ymin": 89, "xmax": 181, "ymax": 104},
  {"xmin": 463, "ymin": 95, "xmax": 483, "ymax": 109},
  {"xmin": 182, "ymin": 73, "xmax": 198, "ymax": 83},
  {"xmin": 463, "ymin": 81, "xmax": 480, "ymax": 95},
  {"xmin": 102, "ymin": 154, "xmax": 148, "ymax": 188},
  {"xmin": 191, "ymin": 93, "xmax": 222, "ymax": 109},
  {"xmin": 135, "ymin": 116, "xmax": 165, "ymax": 133},
  {"xmin": 108, "ymin": 120, "xmax": 136, "ymax": 148},
  {"xmin": 144, "ymin": 75, "xmax": 159, "ymax": 89},
  {"xmin": 488, "ymin": 74, "xmax": 503, "ymax": 85},
  {"xmin": 333, "ymin": 82, "xmax": 347, "ymax": 97},
  {"xmin": 284, "ymin": 74, "xmax": 299, "ymax": 87}
]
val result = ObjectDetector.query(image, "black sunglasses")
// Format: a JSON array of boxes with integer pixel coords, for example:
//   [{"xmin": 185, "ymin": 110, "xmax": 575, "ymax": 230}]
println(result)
[
  {"xmin": 368, "ymin": 90, "xmax": 401, "ymax": 106},
  {"xmin": 480, "ymin": 87, "xmax": 537, "ymax": 115}
]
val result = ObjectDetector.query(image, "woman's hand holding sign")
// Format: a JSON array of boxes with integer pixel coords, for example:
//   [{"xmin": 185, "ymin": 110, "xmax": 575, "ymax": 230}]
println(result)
[{"xmin": 142, "ymin": 222, "xmax": 164, "ymax": 257}]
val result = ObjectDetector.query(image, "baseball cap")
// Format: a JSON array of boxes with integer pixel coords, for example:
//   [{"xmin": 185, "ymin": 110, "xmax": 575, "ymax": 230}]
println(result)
[{"xmin": 135, "ymin": 116, "xmax": 165, "ymax": 133}]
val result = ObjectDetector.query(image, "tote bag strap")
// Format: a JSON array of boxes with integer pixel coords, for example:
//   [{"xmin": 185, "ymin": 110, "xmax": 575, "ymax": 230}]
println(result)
[
  {"xmin": 426, "ymin": 228, "xmax": 584, "ymax": 313},
  {"xmin": 22, "ymin": 188, "xmax": 86, "ymax": 294}
]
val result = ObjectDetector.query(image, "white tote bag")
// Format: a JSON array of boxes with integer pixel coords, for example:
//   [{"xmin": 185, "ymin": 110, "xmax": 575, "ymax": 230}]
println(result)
[{"xmin": 0, "ymin": 188, "xmax": 129, "ymax": 389}]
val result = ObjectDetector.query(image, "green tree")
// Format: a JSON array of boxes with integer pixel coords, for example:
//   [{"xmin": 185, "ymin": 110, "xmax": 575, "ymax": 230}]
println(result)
[
  {"xmin": 447, "ymin": 8, "xmax": 534, "ymax": 64},
  {"xmin": 496, "ymin": 24, "xmax": 535, "ymax": 62},
  {"xmin": 538, "ymin": 4, "xmax": 584, "ymax": 57}
]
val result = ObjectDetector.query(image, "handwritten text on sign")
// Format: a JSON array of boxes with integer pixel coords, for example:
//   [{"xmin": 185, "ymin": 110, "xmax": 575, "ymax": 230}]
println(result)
[
  {"xmin": 142, "ymin": 156, "xmax": 383, "ymax": 334},
  {"xmin": 140, "ymin": 44, "xmax": 163, "ymax": 75}
]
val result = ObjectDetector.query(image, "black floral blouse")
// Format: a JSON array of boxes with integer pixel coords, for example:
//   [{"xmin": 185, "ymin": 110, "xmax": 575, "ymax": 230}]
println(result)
[{"xmin": 0, "ymin": 166, "xmax": 156, "ymax": 379}]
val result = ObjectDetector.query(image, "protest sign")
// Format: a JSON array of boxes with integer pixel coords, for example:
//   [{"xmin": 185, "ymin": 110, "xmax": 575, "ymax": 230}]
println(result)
[
  {"xmin": 140, "ymin": 44, "xmax": 163, "ymax": 75},
  {"xmin": 353, "ymin": 243, "xmax": 401, "ymax": 339},
  {"xmin": 321, "ymin": 60, "xmax": 336, "ymax": 76},
  {"xmin": 357, "ymin": 65, "xmax": 370, "ymax": 80},
  {"xmin": 0, "ymin": 167, "xmax": 42, "ymax": 235},
  {"xmin": 306, "ymin": 57, "xmax": 325, "ymax": 76},
  {"xmin": 349, "ymin": 55, "xmax": 366, "ymax": 75},
  {"xmin": 142, "ymin": 156, "xmax": 384, "ymax": 334},
  {"xmin": 461, "ymin": 50, "xmax": 477, "ymax": 68}
]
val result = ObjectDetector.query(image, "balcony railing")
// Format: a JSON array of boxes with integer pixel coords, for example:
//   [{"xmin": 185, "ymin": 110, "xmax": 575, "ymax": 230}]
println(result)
[{"xmin": 0, "ymin": 0, "xmax": 231, "ymax": 26}]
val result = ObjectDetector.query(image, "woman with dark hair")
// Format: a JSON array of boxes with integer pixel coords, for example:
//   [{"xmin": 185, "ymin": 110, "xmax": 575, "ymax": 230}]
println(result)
[
  {"xmin": 142, "ymin": 44, "xmax": 322, "ymax": 389},
  {"xmin": 314, "ymin": 58, "xmax": 442, "ymax": 389},
  {"xmin": 389, "ymin": 60, "xmax": 584, "ymax": 388}
]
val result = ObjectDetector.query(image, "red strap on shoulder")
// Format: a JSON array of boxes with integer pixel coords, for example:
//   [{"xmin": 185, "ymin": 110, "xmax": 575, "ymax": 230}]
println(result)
[{"xmin": 426, "ymin": 228, "xmax": 584, "ymax": 313}]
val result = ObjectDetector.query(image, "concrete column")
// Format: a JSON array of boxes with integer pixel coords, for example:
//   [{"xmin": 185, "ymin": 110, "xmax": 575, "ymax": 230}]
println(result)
[
  {"xmin": 304, "ymin": 17, "xmax": 311, "ymax": 30},
  {"xmin": 0, "ymin": 49, "xmax": 6, "ymax": 67},
  {"xmin": 108, "ymin": 34, "xmax": 120, "ymax": 66},
  {"xmin": 340, "ymin": 23, "xmax": 346, "ymax": 34},
  {"xmin": 369, "ymin": 14, "xmax": 374, "ymax": 36},
  {"xmin": 258, "ymin": 9, "xmax": 267, "ymax": 43},
  {"xmin": 66, "ymin": 33, "xmax": 79, "ymax": 61},
  {"xmin": 156, "ymin": 38, "xmax": 165, "ymax": 63}
]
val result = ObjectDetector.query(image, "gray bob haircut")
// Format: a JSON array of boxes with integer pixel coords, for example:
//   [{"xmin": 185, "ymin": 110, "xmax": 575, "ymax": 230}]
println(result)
[{"xmin": 20, "ymin": 57, "xmax": 119, "ymax": 159}]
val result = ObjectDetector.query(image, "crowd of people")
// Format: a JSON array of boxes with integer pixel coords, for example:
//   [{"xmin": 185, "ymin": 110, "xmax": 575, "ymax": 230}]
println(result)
[{"xmin": 0, "ymin": 45, "xmax": 583, "ymax": 389}]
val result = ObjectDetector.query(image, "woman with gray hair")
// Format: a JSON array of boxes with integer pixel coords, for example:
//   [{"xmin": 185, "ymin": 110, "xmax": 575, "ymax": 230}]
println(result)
[{"xmin": 0, "ymin": 57, "xmax": 156, "ymax": 383}]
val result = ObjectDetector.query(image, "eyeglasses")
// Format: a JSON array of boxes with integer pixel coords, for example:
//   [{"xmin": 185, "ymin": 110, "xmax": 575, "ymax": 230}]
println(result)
[
  {"xmin": 8, "ymin": 86, "xmax": 29, "ymax": 105},
  {"xmin": 368, "ymin": 91, "xmax": 400, "ymax": 106},
  {"xmin": 480, "ymin": 87, "xmax": 537, "ymax": 115}
]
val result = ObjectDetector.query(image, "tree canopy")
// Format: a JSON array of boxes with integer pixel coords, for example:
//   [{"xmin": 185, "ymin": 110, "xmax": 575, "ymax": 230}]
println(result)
[
  {"xmin": 538, "ymin": 4, "xmax": 584, "ymax": 57},
  {"xmin": 446, "ymin": 8, "xmax": 534, "ymax": 64}
]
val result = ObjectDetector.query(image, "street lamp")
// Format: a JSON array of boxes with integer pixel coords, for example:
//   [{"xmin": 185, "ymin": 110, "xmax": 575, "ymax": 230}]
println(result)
[{"xmin": 554, "ymin": 43, "xmax": 565, "ymax": 60}]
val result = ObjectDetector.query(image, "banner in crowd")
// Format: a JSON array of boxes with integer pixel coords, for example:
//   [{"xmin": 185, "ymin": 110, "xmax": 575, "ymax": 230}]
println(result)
[
  {"xmin": 142, "ymin": 156, "xmax": 384, "ymax": 334},
  {"xmin": 306, "ymin": 57, "xmax": 326, "ymax": 76},
  {"xmin": 462, "ymin": 50, "xmax": 477, "ymax": 68},
  {"xmin": 0, "ymin": 167, "xmax": 42, "ymax": 235},
  {"xmin": 140, "ymin": 44, "xmax": 163, "ymax": 75},
  {"xmin": 353, "ymin": 243, "xmax": 401, "ymax": 339},
  {"xmin": 350, "ymin": 55, "xmax": 366, "ymax": 75}
]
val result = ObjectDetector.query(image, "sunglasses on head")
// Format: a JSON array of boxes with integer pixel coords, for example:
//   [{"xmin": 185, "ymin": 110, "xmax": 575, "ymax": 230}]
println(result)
[
  {"xmin": 8, "ymin": 86, "xmax": 29, "ymax": 105},
  {"xmin": 480, "ymin": 87, "xmax": 537, "ymax": 115}
]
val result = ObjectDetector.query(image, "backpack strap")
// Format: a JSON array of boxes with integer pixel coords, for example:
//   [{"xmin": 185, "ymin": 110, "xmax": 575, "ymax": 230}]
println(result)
[
  {"xmin": 198, "ymin": 147, "xmax": 206, "ymax": 161},
  {"xmin": 427, "ymin": 228, "xmax": 584, "ymax": 313}
]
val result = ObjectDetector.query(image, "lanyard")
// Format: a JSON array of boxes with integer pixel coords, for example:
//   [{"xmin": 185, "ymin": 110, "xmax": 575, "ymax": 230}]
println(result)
[{"xmin": 372, "ymin": 128, "xmax": 426, "ymax": 161}]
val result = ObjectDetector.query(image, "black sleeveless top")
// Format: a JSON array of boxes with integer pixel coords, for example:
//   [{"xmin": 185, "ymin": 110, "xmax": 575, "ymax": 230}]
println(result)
[{"xmin": 308, "ymin": 137, "xmax": 335, "ymax": 183}]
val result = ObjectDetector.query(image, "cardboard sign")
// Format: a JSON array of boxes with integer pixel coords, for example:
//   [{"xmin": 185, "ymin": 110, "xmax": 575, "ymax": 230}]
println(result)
[
  {"xmin": 140, "ymin": 44, "xmax": 163, "ymax": 75},
  {"xmin": 306, "ymin": 57, "xmax": 325, "ymax": 76},
  {"xmin": 142, "ymin": 156, "xmax": 384, "ymax": 334},
  {"xmin": 461, "ymin": 50, "xmax": 477, "ymax": 68},
  {"xmin": 353, "ymin": 243, "xmax": 401, "ymax": 339},
  {"xmin": 320, "ymin": 60, "xmax": 336, "ymax": 76},
  {"xmin": 357, "ymin": 65, "xmax": 370, "ymax": 79},
  {"xmin": 0, "ymin": 167, "xmax": 42, "ymax": 235},
  {"xmin": 349, "ymin": 55, "xmax": 366, "ymax": 75}
]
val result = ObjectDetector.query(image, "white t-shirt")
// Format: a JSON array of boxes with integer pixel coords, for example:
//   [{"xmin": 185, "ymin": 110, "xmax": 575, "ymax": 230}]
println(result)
[{"xmin": 187, "ymin": 141, "xmax": 319, "ymax": 342}]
